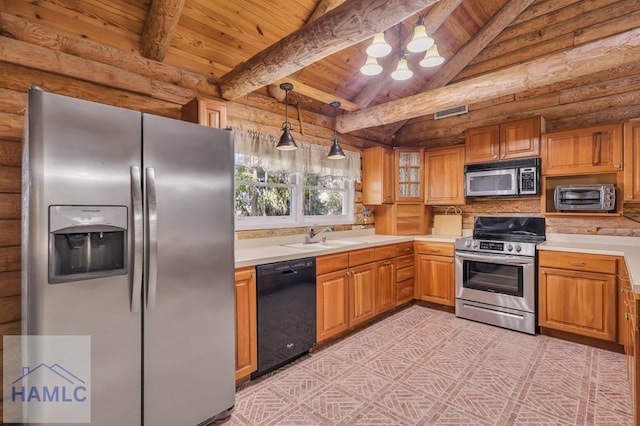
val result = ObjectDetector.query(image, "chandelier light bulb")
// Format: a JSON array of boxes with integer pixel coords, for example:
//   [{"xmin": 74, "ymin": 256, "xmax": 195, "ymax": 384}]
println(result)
[
  {"xmin": 360, "ymin": 55, "xmax": 383, "ymax": 76},
  {"xmin": 406, "ymin": 23, "xmax": 434, "ymax": 53},
  {"xmin": 419, "ymin": 44, "xmax": 445, "ymax": 67},
  {"xmin": 391, "ymin": 57, "xmax": 413, "ymax": 81},
  {"xmin": 366, "ymin": 32, "xmax": 392, "ymax": 58}
]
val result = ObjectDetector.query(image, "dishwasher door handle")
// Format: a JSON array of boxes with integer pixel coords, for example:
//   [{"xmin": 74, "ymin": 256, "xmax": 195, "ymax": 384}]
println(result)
[{"xmin": 281, "ymin": 269, "xmax": 298, "ymax": 275}]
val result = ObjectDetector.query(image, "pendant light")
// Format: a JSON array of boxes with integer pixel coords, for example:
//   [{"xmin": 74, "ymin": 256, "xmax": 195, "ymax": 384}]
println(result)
[
  {"xmin": 406, "ymin": 17, "xmax": 434, "ymax": 53},
  {"xmin": 327, "ymin": 101, "xmax": 345, "ymax": 159},
  {"xmin": 366, "ymin": 32, "xmax": 392, "ymax": 58},
  {"xmin": 276, "ymin": 83, "xmax": 297, "ymax": 151},
  {"xmin": 360, "ymin": 55, "xmax": 383, "ymax": 76},
  {"xmin": 419, "ymin": 44, "xmax": 445, "ymax": 67},
  {"xmin": 390, "ymin": 25, "xmax": 412, "ymax": 81}
]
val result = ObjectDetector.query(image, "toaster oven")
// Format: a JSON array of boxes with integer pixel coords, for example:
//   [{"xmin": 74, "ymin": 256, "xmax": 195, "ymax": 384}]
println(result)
[{"xmin": 553, "ymin": 184, "xmax": 616, "ymax": 212}]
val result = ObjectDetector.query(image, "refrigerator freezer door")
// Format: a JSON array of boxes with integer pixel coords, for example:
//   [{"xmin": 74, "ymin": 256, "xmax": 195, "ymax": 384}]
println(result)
[
  {"xmin": 23, "ymin": 89, "xmax": 142, "ymax": 425},
  {"xmin": 141, "ymin": 114, "xmax": 235, "ymax": 426}
]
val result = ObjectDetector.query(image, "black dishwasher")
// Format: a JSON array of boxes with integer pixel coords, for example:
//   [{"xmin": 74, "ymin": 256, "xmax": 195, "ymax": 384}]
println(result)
[{"xmin": 252, "ymin": 257, "xmax": 316, "ymax": 378}]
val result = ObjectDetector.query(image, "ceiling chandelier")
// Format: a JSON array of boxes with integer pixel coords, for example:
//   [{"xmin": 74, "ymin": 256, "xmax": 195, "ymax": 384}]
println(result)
[{"xmin": 360, "ymin": 17, "xmax": 445, "ymax": 80}]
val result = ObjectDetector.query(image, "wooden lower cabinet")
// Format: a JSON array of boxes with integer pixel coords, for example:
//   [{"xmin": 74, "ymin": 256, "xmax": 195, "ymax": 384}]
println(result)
[
  {"xmin": 348, "ymin": 263, "xmax": 376, "ymax": 328},
  {"xmin": 235, "ymin": 267, "xmax": 257, "ymax": 381},
  {"xmin": 316, "ymin": 244, "xmax": 415, "ymax": 344},
  {"xmin": 538, "ymin": 251, "xmax": 617, "ymax": 342},
  {"xmin": 376, "ymin": 260, "xmax": 396, "ymax": 314},
  {"xmin": 414, "ymin": 242, "xmax": 455, "ymax": 307},
  {"xmin": 316, "ymin": 268, "xmax": 350, "ymax": 342}
]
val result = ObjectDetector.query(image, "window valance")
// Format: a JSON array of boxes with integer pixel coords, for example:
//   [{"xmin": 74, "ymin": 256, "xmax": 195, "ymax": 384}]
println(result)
[{"xmin": 233, "ymin": 128, "xmax": 361, "ymax": 180}]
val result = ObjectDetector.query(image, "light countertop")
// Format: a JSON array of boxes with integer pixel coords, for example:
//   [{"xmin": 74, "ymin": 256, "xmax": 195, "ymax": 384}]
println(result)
[
  {"xmin": 538, "ymin": 234, "xmax": 640, "ymax": 293},
  {"xmin": 235, "ymin": 230, "xmax": 640, "ymax": 292},
  {"xmin": 234, "ymin": 229, "xmax": 464, "ymax": 268}
]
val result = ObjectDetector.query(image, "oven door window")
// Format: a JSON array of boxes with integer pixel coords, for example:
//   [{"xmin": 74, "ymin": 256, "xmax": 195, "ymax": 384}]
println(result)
[{"xmin": 462, "ymin": 259, "xmax": 523, "ymax": 297}]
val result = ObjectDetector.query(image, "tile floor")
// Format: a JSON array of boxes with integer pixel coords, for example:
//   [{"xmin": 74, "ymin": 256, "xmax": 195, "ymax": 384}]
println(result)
[{"xmin": 217, "ymin": 305, "xmax": 633, "ymax": 425}]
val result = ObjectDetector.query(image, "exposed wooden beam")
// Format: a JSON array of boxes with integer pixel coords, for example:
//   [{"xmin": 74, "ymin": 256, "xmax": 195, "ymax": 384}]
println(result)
[
  {"xmin": 0, "ymin": 13, "xmax": 220, "ymax": 98},
  {"xmin": 387, "ymin": 0, "xmax": 534, "ymax": 136},
  {"xmin": 219, "ymin": 0, "xmax": 440, "ymax": 100},
  {"xmin": 276, "ymin": 78, "xmax": 360, "ymax": 111},
  {"xmin": 353, "ymin": 0, "xmax": 464, "ymax": 108},
  {"xmin": 337, "ymin": 28, "xmax": 640, "ymax": 133},
  {"xmin": 307, "ymin": 0, "xmax": 346, "ymax": 23},
  {"xmin": 139, "ymin": 0, "xmax": 186, "ymax": 61}
]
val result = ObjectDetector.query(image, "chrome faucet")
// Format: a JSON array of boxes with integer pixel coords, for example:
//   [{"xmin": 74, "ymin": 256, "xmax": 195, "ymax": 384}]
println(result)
[{"xmin": 306, "ymin": 226, "xmax": 333, "ymax": 243}]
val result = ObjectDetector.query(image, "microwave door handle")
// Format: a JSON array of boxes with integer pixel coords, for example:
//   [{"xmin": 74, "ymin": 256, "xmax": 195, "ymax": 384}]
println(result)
[
  {"xmin": 145, "ymin": 167, "xmax": 158, "ymax": 310},
  {"xmin": 455, "ymin": 251, "xmax": 534, "ymax": 265},
  {"xmin": 130, "ymin": 166, "xmax": 143, "ymax": 313}
]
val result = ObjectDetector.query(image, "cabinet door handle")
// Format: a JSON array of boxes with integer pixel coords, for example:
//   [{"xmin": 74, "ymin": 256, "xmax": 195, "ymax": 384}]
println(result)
[
  {"xmin": 615, "ymin": 164, "xmax": 621, "ymax": 169},
  {"xmin": 567, "ymin": 261, "xmax": 585, "ymax": 266},
  {"xmin": 626, "ymin": 312, "xmax": 631, "ymax": 321},
  {"xmin": 592, "ymin": 132, "xmax": 602, "ymax": 166}
]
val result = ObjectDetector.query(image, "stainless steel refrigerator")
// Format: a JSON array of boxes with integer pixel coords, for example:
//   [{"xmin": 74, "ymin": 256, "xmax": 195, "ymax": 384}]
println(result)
[{"xmin": 22, "ymin": 88, "xmax": 235, "ymax": 425}]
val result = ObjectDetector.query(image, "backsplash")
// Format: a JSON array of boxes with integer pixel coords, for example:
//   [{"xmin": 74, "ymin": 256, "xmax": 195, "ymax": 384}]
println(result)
[{"xmin": 432, "ymin": 198, "xmax": 640, "ymax": 237}]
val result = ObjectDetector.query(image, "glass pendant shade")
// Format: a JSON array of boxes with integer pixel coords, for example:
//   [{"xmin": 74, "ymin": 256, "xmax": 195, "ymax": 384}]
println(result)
[
  {"xmin": 366, "ymin": 32, "xmax": 392, "ymax": 58},
  {"xmin": 391, "ymin": 57, "xmax": 413, "ymax": 81},
  {"xmin": 327, "ymin": 101, "xmax": 345, "ymax": 159},
  {"xmin": 419, "ymin": 44, "xmax": 445, "ymax": 67},
  {"xmin": 406, "ymin": 23, "xmax": 434, "ymax": 53},
  {"xmin": 276, "ymin": 82, "xmax": 298, "ymax": 151},
  {"xmin": 360, "ymin": 55, "xmax": 383, "ymax": 76}
]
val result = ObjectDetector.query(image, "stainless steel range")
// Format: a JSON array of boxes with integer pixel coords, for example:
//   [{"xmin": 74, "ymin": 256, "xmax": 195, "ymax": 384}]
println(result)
[{"xmin": 454, "ymin": 216, "xmax": 545, "ymax": 334}]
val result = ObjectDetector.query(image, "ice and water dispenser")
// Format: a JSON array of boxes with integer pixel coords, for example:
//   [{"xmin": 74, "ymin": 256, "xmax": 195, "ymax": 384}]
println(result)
[{"xmin": 49, "ymin": 205, "xmax": 127, "ymax": 283}]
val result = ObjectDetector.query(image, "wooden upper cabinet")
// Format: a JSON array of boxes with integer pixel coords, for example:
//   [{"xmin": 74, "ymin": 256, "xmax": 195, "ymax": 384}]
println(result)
[
  {"xmin": 542, "ymin": 124, "xmax": 623, "ymax": 175},
  {"xmin": 181, "ymin": 97, "xmax": 228, "ymax": 128},
  {"xmin": 465, "ymin": 124, "xmax": 500, "ymax": 163},
  {"xmin": 624, "ymin": 121, "xmax": 640, "ymax": 202},
  {"xmin": 424, "ymin": 145, "xmax": 465, "ymax": 205},
  {"xmin": 362, "ymin": 146, "xmax": 394, "ymax": 205},
  {"xmin": 395, "ymin": 148, "xmax": 424, "ymax": 202},
  {"xmin": 465, "ymin": 116, "xmax": 543, "ymax": 164}
]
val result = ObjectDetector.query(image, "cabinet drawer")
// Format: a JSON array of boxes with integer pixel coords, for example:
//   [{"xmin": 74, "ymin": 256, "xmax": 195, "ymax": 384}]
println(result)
[
  {"xmin": 396, "ymin": 254, "xmax": 414, "ymax": 269},
  {"xmin": 375, "ymin": 245, "xmax": 397, "ymax": 261},
  {"xmin": 538, "ymin": 251, "xmax": 616, "ymax": 274},
  {"xmin": 397, "ymin": 266, "xmax": 414, "ymax": 283},
  {"xmin": 415, "ymin": 241, "xmax": 454, "ymax": 257},
  {"xmin": 349, "ymin": 248, "xmax": 375, "ymax": 267},
  {"xmin": 397, "ymin": 279, "xmax": 414, "ymax": 304},
  {"xmin": 316, "ymin": 253, "xmax": 349, "ymax": 275},
  {"xmin": 396, "ymin": 242, "xmax": 414, "ymax": 257}
]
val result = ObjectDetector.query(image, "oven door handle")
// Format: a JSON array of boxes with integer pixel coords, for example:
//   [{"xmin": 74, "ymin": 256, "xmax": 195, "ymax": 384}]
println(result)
[{"xmin": 455, "ymin": 251, "xmax": 534, "ymax": 265}]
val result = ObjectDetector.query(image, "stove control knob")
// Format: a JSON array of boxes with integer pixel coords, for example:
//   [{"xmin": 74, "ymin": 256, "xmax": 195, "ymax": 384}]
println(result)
[
  {"xmin": 471, "ymin": 241, "xmax": 478, "ymax": 248},
  {"xmin": 507, "ymin": 244, "xmax": 513, "ymax": 252},
  {"xmin": 464, "ymin": 240, "xmax": 471, "ymax": 248},
  {"xmin": 515, "ymin": 245, "xmax": 522, "ymax": 253}
]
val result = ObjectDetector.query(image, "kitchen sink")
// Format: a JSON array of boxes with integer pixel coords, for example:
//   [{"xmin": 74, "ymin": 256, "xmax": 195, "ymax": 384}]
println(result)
[{"xmin": 281, "ymin": 239, "xmax": 364, "ymax": 250}]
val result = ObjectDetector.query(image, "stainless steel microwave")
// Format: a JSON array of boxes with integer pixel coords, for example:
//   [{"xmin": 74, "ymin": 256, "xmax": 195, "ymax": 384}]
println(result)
[
  {"xmin": 464, "ymin": 158, "xmax": 540, "ymax": 197},
  {"xmin": 553, "ymin": 184, "xmax": 616, "ymax": 211}
]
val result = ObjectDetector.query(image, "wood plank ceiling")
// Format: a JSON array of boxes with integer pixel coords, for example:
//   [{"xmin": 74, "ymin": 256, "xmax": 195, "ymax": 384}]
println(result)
[{"xmin": 1, "ymin": 0, "xmax": 639, "ymax": 148}]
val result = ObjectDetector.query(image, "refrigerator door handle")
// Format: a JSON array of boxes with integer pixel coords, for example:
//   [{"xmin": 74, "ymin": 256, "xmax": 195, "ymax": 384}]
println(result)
[
  {"xmin": 130, "ymin": 166, "xmax": 143, "ymax": 313},
  {"xmin": 145, "ymin": 167, "xmax": 159, "ymax": 309}
]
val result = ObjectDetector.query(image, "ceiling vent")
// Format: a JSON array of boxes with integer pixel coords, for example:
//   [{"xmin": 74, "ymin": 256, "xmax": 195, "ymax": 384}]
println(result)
[{"xmin": 434, "ymin": 105, "xmax": 468, "ymax": 120}]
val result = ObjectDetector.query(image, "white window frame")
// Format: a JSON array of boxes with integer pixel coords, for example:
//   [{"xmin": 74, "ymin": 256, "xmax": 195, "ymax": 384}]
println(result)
[{"xmin": 234, "ymin": 173, "xmax": 355, "ymax": 231}]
